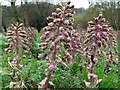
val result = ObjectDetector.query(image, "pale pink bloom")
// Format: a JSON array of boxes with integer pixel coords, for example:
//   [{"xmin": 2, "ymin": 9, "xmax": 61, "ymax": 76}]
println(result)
[
  {"xmin": 93, "ymin": 56, "xmax": 98, "ymax": 64},
  {"xmin": 38, "ymin": 77, "xmax": 48, "ymax": 88},
  {"xmin": 109, "ymin": 49, "xmax": 113, "ymax": 54},
  {"xmin": 19, "ymin": 64, "xmax": 23, "ymax": 68},
  {"xmin": 8, "ymin": 50, "xmax": 12, "ymax": 53},
  {"xmin": 59, "ymin": 27, "xmax": 64, "ymax": 31},
  {"xmin": 38, "ymin": 54, "xmax": 44, "ymax": 59},
  {"xmin": 92, "ymin": 33, "xmax": 96, "ymax": 37},
  {"xmin": 86, "ymin": 67, "xmax": 89, "ymax": 71},
  {"xmin": 99, "ymin": 12, "xmax": 103, "ymax": 17},
  {"xmin": 94, "ymin": 77, "xmax": 99, "ymax": 86},
  {"xmin": 45, "ymin": 56, "xmax": 49, "ymax": 60},
  {"xmin": 92, "ymin": 43, "xmax": 96, "ymax": 47},
  {"xmin": 62, "ymin": 7, "xmax": 65, "ymax": 10},
  {"xmin": 45, "ymin": 31, "xmax": 50, "ymax": 35},
  {"xmin": 46, "ymin": 63, "xmax": 50, "ymax": 67},
  {"xmin": 8, "ymin": 57, "xmax": 12, "ymax": 62},
  {"xmin": 13, "ymin": 58, "xmax": 17, "ymax": 62},
  {"xmin": 48, "ymin": 64, "xmax": 56, "ymax": 71},
  {"xmin": 24, "ymin": 50, "xmax": 28, "ymax": 54},
  {"xmin": 47, "ymin": 16, "xmax": 53, "ymax": 20},
  {"xmin": 84, "ymin": 81, "xmax": 91, "ymax": 86},
  {"xmin": 102, "ymin": 51, "xmax": 106, "ymax": 56},
  {"xmin": 43, "ymin": 27, "xmax": 48, "ymax": 30},
  {"xmin": 82, "ymin": 52, "xmax": 87, "ymax": 57},
  {"xmin": 53, "ymin": 18, "xmax": 61, "ymax": 23},
  {"xmin": 5, "ymin": 48, "xmax": 10, "ymax": 52},
  {"xmin": 52, "ymin": 12, "xmax": 57, "ymax": 16},
  {"xmin": 57, "ymin": 59, "xmax": 63, "ymax": 64},
  {"xmin": 88, "ymin": 73, "xmax": 94, "ymax": 79},
  {"xmin": 48, "ymin": 23, "xmax": 54, "ymax": 27},
  {"xmin": 56, "ymin": 45, "xmax": 61, "ymax": 52},
  {"xmin": 97, "ymin": 49, "xmax": 101, "ymax": 54},
  {"xmin": 58, "ymin": 35, "xmax": 64, "ymax": 40},
  {"xmin": 64, "ymin": 20, "xmax": 70, "ymax": 25},
  {"xmin": 56, "ymin": 8, "xmax": 61, "ymax": 12},
  {"xmin": 89, "ymin": 60, "xmax": 93, "ymax": 68}
]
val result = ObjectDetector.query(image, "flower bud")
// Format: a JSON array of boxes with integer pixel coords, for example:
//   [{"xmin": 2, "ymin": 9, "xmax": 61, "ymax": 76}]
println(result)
[
  {"xmin": 48, "ymin": 23, "xmax": 54, "ymax": 27},
  {"xmin": 20, "ymin": 33, "xmax": 26, "ymax": 37},
  {"xmin": 56, "ymin": 8, "xmax": 61, "ymax": 12},
  {"xmin": 93, "ymin": 56, "xmax": 98, "ymax": 64},
  {"xmin": 46, "ymin": 63, "xmax": 51, "ymax": 67},
  {"xmin": 84, "ymin": 81, "xmax": 91, "ymax": 86},
  {"xmin": 57, "ymin": 59, "xmax": 63, "ymax": 64},
  {"xmin": 19, "ymin": 64, "xmax": 23, "ymax": 68},
  {"xmin": 45, "ymin": 56, "xmax": 49, "ymax": 60},
  {"xmin": 48, "ymin": 64, "xmax": 56, "ymax": 71},
  {"xmin": 5, "ymin": 48, "xmax": 11, "ymax": 52},
  {"xmin": 47, "ymin": 16, "xmax": 53, "ymax": 20},
  {"xmin": 38, "ymin": 53, "xmax": 45, "ymax": 59},
  {"xmin": 23, "ymin": 50, "xmax": 28, "ymax": 54},
  {"xmin": 64, "ymin": 20, "xmax": 70, "ymax": 25},
  {"xmin": 59, "ymin": 27, "xmax": 64, "ymax": 31},
  {"xmin": 102, "ymin": 51, "xmax": 106, "ymax": 56},
  {"xmin": 8, "ymin": 57, "xmax": 12, "ymax": 62},
  {"xmin": 45, "ymin": 31, "xmax": 50, "ymax": 35},
  {"xmin": 52, "ymin": 12, "xmax": 57, "ymax": 16}
]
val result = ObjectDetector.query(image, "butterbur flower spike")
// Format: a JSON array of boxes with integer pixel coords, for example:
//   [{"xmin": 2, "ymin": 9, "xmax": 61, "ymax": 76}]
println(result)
[
  {"xmin": 38, "ymin": 1, "xmax": 82, "ymax": 89},
  {"xmin": 5, "ymin": 23, "xmax": 34, "ymax": 62},
  {"xmin": 5, "ymin": 22, "xmax": 32, "ymax": 88},
  {"xmin": 84, "ymin": 12, "xmax": 117, "ymax": 87}
]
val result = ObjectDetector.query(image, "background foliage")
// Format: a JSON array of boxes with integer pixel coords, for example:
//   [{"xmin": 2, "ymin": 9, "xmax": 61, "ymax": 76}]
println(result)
[{"xmin": 1, "ymin": 1, "xmax": 120, "ymax": 32}]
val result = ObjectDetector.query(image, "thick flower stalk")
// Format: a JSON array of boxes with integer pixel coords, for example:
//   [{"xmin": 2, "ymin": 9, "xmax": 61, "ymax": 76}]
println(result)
[
  {"xmin": 84, "ymin": 12, "xmax": 117, "ymax": 87},
  {"xmin": 38, "ymin": 1, "xmax": 82, "ymax": 88},
  {"xmin": 5, "ymin": 22, "xmax": 30, "ymax": 88}
]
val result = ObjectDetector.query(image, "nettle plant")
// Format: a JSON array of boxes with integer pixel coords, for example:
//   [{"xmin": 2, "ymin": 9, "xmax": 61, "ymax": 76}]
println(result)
[
  {"xmin": 83, "ymin": 13, "xmax": 117, "ymax": 87},
  {"xmin": 5, "ymin": 22, "xmax": 34, "ymax": 88},
  {"xmin": 38, "ymin": 1, "xmax": 82, "ymax": 88}
]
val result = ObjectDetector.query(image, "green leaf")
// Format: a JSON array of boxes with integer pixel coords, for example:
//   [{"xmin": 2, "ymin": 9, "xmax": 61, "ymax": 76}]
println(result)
[
  {"xmin": 30, "ymin": 74, "xmax": 39, "ymax": 82},
  {"xmin": 0, "ymin": 67, "xmax": 9, "ymax": 75},
  {"xmin": 70, "ymin": 62, "xmax": 79, "ymax": 76}
]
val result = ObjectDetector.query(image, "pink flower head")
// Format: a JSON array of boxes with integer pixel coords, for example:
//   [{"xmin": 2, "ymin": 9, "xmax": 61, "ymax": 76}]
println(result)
[
  {"xmin": 8, "ymin": 57, "xmax": 12, "ymax": 62},
  {"xmin": 48, "ymin": 64, "xmax": 56, "ymax": 71},
  {"xmin": 46, "ymin": 63, "xmax": 51, "ymax": 67},
  {"xmin": 93, "ymin": 56, "xmax": 98, "ymax": 64},
  {"xmin": 38, "ymin": 54, "xmax": 44, "ymax": 59},
  {"xmin": 84, "ymin": 81, "xmax": 91, "ymax": 86},
  {"xmin": 88, "ymin": 73, "xmax": 98, "ymax": 79},
  {"xmin": 102, "ymin": 51, "xmax": 106, "ymax": 56},
  {"xmin": 109, "ymin": 49, "xmax": 113, "ymax": 54},
  {"xmin": 45, "ymin": 71, "xmax": 49, "ymax": 76},
  {"xmin": 89, "ymin": 60, "xmax": 93, "ymax": 68},
  {"xmin": 57, "ymin": 59, "xmax": 63, "ymax": 64}
]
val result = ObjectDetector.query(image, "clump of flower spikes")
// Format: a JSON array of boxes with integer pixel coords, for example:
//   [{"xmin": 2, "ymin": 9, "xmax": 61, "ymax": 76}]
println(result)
[
  {"xmin": 5, "ymin": 22, "xmax": 32, "ymax": 88},
  {"xmin": 84, "ymin": 12, "xmax": 117, "ymax": 87},
  {"xmin": 5, "ymin": 22, "xmax": 32, "ymax": 63},
  {"xmin": 38, "ymin": 1, "xmax": 82, "ymax": 88}
]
